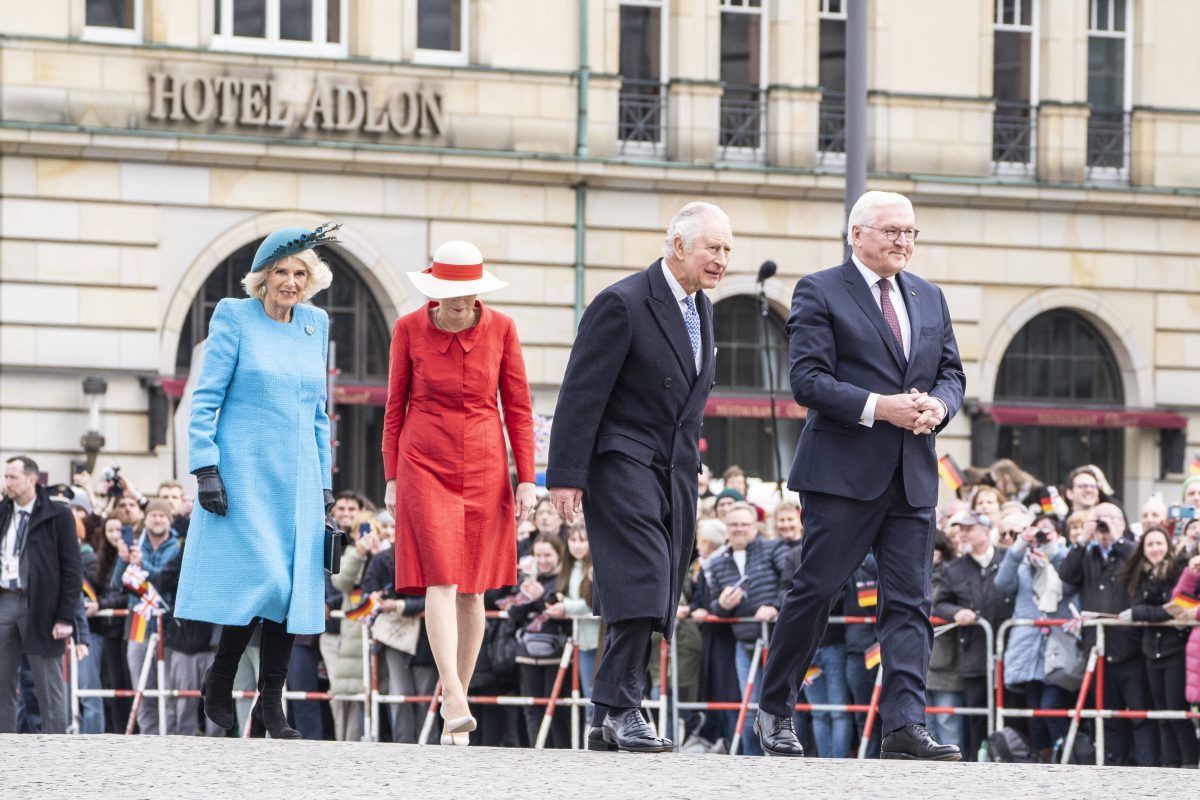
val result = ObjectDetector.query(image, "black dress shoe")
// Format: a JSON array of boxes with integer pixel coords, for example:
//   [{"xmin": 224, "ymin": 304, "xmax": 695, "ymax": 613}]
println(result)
[
  {"xmin": 754, "ymin": 710, "xmax": 805, "ymax": 757},
  {"xmin": 880, "ymin": 724, "xmax": 962, "ymax": 761},
  {"xmin": 599, "ymin": 708, "xmax": 673, "ymax": 753},
  {"xmin": 587, "ymin": 725, "xmax": 619, "ymax": 752}
]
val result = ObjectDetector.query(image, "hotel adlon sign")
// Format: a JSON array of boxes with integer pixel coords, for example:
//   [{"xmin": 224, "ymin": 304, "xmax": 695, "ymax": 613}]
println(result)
[{"xmin": 148, "ymin": 71, "xmax": 445, "ymax": 137}]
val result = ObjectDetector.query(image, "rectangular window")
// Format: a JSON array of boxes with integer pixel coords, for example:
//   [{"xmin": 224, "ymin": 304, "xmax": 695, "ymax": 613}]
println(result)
[
  {"xmin": 1086, "ymin": 0, "xmax": 1131, "ymax": 179},
  {"xmin": 818, "ymin": 0, "xmax": 847, "ymax": 160},
  {"xmin": 719, "ymin": 0, "xmax": 767, "ymax": 160},
  {"xmin": 83, "ymin": 0, "xmax": 143, "ymax": 43},
  {"xmin": 415, "ymin": 0, "xmax": 469, "ymax": 65},
  {"xmin": 618, "ymin": 0, "xmax": 668, "ymax": 154},
  {"xmin": 212, "ymin": 0, "xmax": 347, "ymax": 57},
  {"xmin": 992, "ymin": 0, "xmax": 1038, "ymax": 174}
]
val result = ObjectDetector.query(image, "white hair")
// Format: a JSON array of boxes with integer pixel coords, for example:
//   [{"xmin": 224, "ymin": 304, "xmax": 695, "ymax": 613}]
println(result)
[
  {"xmin": 846, "ymin": 191, "xmax": 914, "ymax": 245},
  {"xmin": 696, "ymin": 517, "xmax": 728, "ymax": 547},
  {"xmin": 241, "ymin": 247, "xmax": 333, "ymax": 302},
  {"xmin": 663, "ymin": 201, "xmax": 731, "ymax": 260}
]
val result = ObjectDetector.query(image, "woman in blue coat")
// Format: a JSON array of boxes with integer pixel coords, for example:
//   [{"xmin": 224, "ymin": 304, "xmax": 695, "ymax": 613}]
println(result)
[{"xmin": 175, "ymin": 224, "xmax": 339, "ymax": 739}]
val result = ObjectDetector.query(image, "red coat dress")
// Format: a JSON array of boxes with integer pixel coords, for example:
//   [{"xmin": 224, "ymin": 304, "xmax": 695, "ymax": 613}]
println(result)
[{"xmin": 382, "ymin": 301, "xmax": 535, "ymax": 594}]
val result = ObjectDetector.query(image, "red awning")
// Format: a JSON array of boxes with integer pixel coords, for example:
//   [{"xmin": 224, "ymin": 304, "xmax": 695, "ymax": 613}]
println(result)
[
  {"xmin": 986, "ymin": 404, "xmax": 1187, "ymax": 430},
  {"xmin": 704, "ymin": 395, "xmax": 808, "ymax": 420}
]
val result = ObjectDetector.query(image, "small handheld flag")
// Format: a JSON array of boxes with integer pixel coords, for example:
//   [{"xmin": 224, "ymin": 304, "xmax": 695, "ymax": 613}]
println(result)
[
  {"xmin": 803, "ymin": 666, "xmax": 822, "ymax": 687},
  {"xmin": 937, "ymin": 454, "xmax": 964, "ymax": 491},
  {"xmin": 864, "ymin": 642, "xmax": 882, "ymax": 670},
  {"xmin": 856, "ymin": 582, "xmax": 878, "ymax": 608},
  {"xmin": 1171, "ymin": 593, "xmax": 1200, "ymax": 611}
]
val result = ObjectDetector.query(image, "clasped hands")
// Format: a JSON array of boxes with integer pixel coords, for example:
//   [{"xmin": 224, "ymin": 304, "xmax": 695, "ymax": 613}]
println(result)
[{"xmin": 876, "ymin": 388, "xmax": 945, "ymax": 435}]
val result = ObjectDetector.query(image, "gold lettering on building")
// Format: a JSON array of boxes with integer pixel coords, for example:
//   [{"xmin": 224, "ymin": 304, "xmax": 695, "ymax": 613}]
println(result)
[{"xmin": 148, "ymin": 72, "xmax": 445, "ymax": 138}]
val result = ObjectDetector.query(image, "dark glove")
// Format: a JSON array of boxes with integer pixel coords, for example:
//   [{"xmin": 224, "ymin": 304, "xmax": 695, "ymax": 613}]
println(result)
[
  {"xmin": 324, "ymin": 489, "xmax": 336, "ymax": 515},
  {"xmin": 193, "ymin": 466, "xmax": 228, "ymax": 517}
]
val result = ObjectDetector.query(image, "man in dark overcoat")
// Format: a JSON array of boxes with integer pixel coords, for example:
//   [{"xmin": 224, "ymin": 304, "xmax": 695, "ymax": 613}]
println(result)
[
  {"xmin": 753, "ymin": 191, "xmax": 966, "ymax": 760},
  {"xmin": 548, "ymin": 201, "xmax": 730, "ymax": 753},
  {"xmin": 0, "ymin": 455, "xmax": 83, "ymax": 734}
]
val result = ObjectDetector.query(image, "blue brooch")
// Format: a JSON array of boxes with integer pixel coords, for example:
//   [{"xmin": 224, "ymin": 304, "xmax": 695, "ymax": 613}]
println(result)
[{"xmin": 305, "ymin": 325, "xmax": 315, "ymax": 336}]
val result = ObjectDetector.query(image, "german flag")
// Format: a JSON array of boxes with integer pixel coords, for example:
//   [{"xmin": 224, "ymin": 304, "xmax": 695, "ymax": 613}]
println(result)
[
  {"xmin": 803, "ymin": 666, "xmax": 822, "ymax": 687},
  {"xmin": 345, "ymin": 595, "xmax": 378, "ymax": 622},
  {"xmin": 864, "ymin": 642, "xmax": 882, "ymax": 670},
  {"xmin": 81, "ymin": 579, "xmax": 98, "ymax": 604},
  {"xmin": 1191, "ymin": 454, "xmax": 1200, "ymax": 477},
  {"xmin": 129, "ymin": 610, "xmax": 149, "ymax": 643},
  {"xmin": 937, "ymin": 454, "xmax": 964, "ymax": 491},
  {"xmin": 1039, "ymin": 493, "xmax": 1055, "ymax": 515},
  {"xmin": 1171, "ymin": 593, "xmax": 1200, "ymax": 610},
  {"xmin": 348, "ymin": 589, "xmax": 363, "ymax": 608},
  {"xmin": 856, "ymin": 582, "xmax": 878, "ymax": 608}
]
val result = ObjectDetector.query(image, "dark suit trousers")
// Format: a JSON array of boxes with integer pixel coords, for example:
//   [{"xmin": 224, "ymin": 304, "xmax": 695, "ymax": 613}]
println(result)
[
  {"xmin": 590, "ymin": 617, "xmax": 656, "ymax": 725},
  {"xmin": 759, "ymin": 465, "xmax": 935, "ymax": 736}
]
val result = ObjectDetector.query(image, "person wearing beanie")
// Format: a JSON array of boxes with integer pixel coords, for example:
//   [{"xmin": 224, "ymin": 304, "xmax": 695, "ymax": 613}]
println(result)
[
  {"xmin": 714, "ymin": 488, "xmax": 745, "ymax": 521},
  {"xmin": 109, "ymin": 497, "xmax": 181, "ymax": 734}
]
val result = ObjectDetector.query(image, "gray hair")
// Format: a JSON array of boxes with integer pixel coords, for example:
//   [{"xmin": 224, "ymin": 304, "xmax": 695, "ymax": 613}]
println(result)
[
  {"xmin": 696, "ymin": 517, "xmax": 728, "ymax": 547},
  {"xmin": 241, "ymin": 247, "xmax": 333, "ymax": 302},
  {"xmin": 663, "ymin": 201, "xmax": 731, "ymax": 260},
  {"xmin": 725, "ymin": 501, "xmax": 758, "ymax": 522},
  {"xmin": 845, "ymin": 191, "xmax": 914, "ymax": 245}
]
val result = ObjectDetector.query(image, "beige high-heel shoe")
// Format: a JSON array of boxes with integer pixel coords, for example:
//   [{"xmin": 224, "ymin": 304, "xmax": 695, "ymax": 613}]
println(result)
[
  {"xmin": 440, "ymin": 707, "xmax": 477, "ymax": 735},
  {"xmin": 440, "ymin": 731, "xmax": 471, "ymax": 746}
]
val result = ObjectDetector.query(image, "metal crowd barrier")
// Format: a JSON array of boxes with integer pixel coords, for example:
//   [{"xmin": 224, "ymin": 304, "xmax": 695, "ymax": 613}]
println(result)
[{"xmin": 993, "ymin": 616, "xmax": 1200, "ymax": 765}]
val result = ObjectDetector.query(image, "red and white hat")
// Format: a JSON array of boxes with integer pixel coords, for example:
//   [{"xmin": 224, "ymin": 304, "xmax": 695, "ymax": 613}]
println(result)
[{"xmin": 406, "ymin": 241, "xmax": 508, "ymax": 300}]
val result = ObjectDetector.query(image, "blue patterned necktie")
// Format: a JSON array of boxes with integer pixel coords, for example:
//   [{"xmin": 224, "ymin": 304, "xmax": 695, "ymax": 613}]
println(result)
[
  {"xmin": 7, "ymin": 511, "xmax": 27, "ymax": 589},
  {"xmin": 683, "ymin": 295, "xmax": 701, "ymax": 373}
]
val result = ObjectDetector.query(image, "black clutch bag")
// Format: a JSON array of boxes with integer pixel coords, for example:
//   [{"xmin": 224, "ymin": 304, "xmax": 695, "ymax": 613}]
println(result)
[{"xmin": 324, "ymin": 518, "xmax": 348, "ymax": 575}]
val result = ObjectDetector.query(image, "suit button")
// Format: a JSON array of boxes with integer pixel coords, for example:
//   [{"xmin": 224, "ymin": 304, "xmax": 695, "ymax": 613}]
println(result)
[
  {"xmin": 676, "ymin": 423, "xmax": 683, "ymax": 430},
  {"xmin": 670, "ymin": 464, "xmax": 676, "ymax": 472},
  {"xmin": 664, "ymin": 378, "xmax": 673, "ymax": 388}
]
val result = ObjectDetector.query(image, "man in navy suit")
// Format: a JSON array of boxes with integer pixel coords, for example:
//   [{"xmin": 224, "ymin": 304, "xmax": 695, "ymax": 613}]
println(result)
[
  {"xmin": 547, "ymin": 202, "xmax": 729, "ymax": 753},
  {"xmin": 754, "ymin": 191, "xmax": 965, "ymax": 760}
]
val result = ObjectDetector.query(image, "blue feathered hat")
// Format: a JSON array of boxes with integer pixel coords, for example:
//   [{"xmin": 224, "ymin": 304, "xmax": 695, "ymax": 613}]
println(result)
[{"xmin": 251, "ymin": 222, "xmax": 342, "ymax": 272}]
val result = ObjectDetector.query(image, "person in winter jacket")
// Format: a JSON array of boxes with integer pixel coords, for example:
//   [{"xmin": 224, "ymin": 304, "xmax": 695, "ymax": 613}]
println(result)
[{"xmin": 1170, "ymin": 554, "xmax": 1200, "ymax": 709}]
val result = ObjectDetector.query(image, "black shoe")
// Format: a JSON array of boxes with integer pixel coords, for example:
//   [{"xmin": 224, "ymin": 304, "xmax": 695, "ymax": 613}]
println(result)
[
  {"xmin": 880, "ymin": 724, "xmax": 962, "ymax": 761},
  {"xmin": 600, "ymin": 708, "xmax": 673, "ymax": 753},
  {"xmin": 202, "ymin": 620, "xmax": 259, "ymax": 731},
  {"xmin": 587, "ymin": 725, "xmax": 619, "ymax": 752},
  {"xmin": 251, "ymin": 619, "xmax": 301, "ymax": 740},
  {"xmin": 754, "ymin": 710, "xmax": 804, "ymax": 757}
]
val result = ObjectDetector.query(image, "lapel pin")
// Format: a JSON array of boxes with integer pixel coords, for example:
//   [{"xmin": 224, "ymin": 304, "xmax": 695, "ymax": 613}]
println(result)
[
  {"xmin": 911, "ymin": 290, "xmax": 916, "ymax": 296},
  {"xmin": 305, "ymin": 325, "xmax": 315, "ymax": 335}
]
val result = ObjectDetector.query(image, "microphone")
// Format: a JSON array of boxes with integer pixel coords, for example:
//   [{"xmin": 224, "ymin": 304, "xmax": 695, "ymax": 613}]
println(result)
[{"xmin": 756, "ymin": 260, "xmax": 777, "ymax": 283}]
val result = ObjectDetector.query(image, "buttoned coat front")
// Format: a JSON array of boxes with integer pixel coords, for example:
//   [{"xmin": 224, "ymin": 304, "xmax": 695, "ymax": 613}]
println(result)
[
  {"xmin": 175, "ymin": 297, "xmax": 332, "ymax": 635},
  {"xmin": 546, "ymin": 260, "xmax": 716, "ymax": 639}
]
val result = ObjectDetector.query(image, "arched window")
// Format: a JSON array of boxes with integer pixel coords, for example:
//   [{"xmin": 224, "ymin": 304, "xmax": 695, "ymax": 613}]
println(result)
[
  {"xmin": 992, "ymin": 309, "xmax": 1124, "ymax": 490},
  {"xmin": 175, "ymin": 241, "xmax": 392, "ymax": 500},
  {"xmin": 705, "ymin": 296, "xmax": 797, "ymax": 485}
]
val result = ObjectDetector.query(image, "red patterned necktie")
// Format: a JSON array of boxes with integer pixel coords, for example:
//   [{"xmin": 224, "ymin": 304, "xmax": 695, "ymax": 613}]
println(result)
[{"xmin": 878, "ymin": 278, "xmax": 905, "ymax": 352}]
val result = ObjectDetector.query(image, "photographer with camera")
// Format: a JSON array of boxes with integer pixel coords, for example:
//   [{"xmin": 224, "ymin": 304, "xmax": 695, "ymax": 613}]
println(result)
[
  {"xmin": 1057, "ymin": 502, "xmax": 1157, "ymax": 766},
  {"xmin": 993, "ymin": 512, "xmax": 1078, "ymax": 760}
]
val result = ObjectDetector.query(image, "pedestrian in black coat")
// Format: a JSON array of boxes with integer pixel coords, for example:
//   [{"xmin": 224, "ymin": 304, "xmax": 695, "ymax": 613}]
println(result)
[{"xmin": 546, "ymin": 202, "xmax": 730, "ymax": 753}]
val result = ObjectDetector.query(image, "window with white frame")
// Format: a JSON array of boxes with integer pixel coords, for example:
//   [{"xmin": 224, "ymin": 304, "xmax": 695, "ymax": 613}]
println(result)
[
  {"xmin": 415, "ymin": 0, "xmax": 470, "ymax": 66},
  {"xmin": 992, "ymin": 0, "xmax": 1039, "ymax": 173},
  {"xmin": 212, "ymin": 0, "xmax": 347, "ymax": 57},
  {"xmin": 818, "ymin": 0, "xmax": 846, "ymax": 159},
  {"xmin": 1086, "ymin": 0, "xmax": 1132, "ymax": 178},
  {"xmin": 617, "ymin": 0, "xmax": 669, "ymax": 154},
  {"xmin": 83, "ymin": 0, "xmax": 143, "ymax": 44},
  {"xmin": 719, "ymin": 0, "xmax": 768, "ymax": 160}
]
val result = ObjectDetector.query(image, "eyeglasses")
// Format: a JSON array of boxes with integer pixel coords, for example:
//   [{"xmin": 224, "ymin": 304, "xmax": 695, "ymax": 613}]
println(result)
[{"xmin": 861, "ymin": 225, "xmax": 919, "ymax": 243}]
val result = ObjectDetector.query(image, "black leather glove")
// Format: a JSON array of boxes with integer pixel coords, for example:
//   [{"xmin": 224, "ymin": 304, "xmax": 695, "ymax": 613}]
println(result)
[
  {"xmin": 193, "ymin": 466, "xmax": 228, "ymax": 517},
  {"xmin": 324, "ymin": 489, "xmax": 336, "ymax": 515}
]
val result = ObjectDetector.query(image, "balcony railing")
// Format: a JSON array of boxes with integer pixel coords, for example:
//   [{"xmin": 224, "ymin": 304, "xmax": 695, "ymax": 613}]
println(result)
[
  {"xmin": 719, "ymin": 86, "xmax": 764, "ymax": 159},
  {"xmin": 1086, "ymin": 109, "xmax": 1129, "ymax": 176},
  {"xmin": 618, "ymin": 79, "xmax": 666, "ymax": 151},
  {"xmin": 818, "ymin": 92, "xmax": 846, "ymax": 155},
  {"xmin": 993, "ymin": 101, "xmax": 1035, "ymax": 167}
]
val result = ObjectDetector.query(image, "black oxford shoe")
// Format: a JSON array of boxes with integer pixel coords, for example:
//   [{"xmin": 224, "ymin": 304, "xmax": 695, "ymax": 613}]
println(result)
[
  {"xmin": 587, "ymin": 725, "xmax": 618, "ymax": 752},
  {"xmin": 754, "ymin": 709, "xmax": 805, "ymax": 757},
  {"xmin": 880, "ymin": 723, "xmax": 962, "ymax": 761},
  {"xmin": 599, "ymin": 708, "xmax": 673, "ymax": 753}
]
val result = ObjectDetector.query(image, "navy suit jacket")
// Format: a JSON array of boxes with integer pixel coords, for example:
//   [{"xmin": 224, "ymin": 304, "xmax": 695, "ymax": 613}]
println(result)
[
  {"xmin": 546, "ymin": 259, "xmax": 716, "ymax": 636},
  {"xmin": 785, "ymin": 260, "xmax": 965, "ymax": 508}
]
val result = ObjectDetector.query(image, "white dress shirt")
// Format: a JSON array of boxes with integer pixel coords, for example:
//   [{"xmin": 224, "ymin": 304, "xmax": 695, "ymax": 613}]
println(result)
[
  {"xmin": 2, "ymin": 498, "xmax": 35, "ymax": 589},
  {"xmin": 661, "ymin": 260, "xmax": 702, "ymax": 374},
  {"xmin": 852, "ymin": 255, "xmax": 912, "ymax": 428}
]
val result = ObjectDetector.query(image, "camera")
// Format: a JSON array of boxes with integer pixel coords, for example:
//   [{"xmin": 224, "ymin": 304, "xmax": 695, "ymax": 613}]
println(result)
[
  {"xmin": 1096, "ymin": 520, "xmax": 1110, "ymax": 535},
  {"xmin": 102, "ymin": 464, "xmax": 124, "ymax": 499},
  {"xmin": 545, "ymin": 592, "xmax": 562, "ymax": 605},
  {"xmin": 1035, "ymin": 528, "xmax": 1050, "ymax": 545}
]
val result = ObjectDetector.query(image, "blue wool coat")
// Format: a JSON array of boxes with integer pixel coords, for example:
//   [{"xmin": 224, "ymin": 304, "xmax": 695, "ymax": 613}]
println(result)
[
  {"xmin": 993, "ymin": 540, "xmax": 1078, "ymax": 686},
  {"xmin": 175, "ymin": 297, "xmax": 332, "ymax": 634}
]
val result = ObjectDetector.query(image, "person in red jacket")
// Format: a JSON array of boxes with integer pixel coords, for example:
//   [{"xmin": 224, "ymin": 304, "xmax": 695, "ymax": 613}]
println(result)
[{"xmin": 382, "ymin": 240, "xmax": 537, "ymax": 745}]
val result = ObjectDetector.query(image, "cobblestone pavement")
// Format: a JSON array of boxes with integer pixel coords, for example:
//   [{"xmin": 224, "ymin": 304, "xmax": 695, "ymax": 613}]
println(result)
[{"xmin": 0, "ymin": 734, "xmax": 1192, "ymax": 799}]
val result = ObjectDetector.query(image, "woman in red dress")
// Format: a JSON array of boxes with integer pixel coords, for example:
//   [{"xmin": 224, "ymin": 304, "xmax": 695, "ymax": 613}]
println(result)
[{"xmin": 382, "ymin": 240, "xmax": 537, "ymax": 745}]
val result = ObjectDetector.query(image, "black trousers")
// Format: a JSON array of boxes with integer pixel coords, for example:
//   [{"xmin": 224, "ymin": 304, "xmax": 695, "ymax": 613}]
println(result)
[
  {"xmin": 1146, "ymin": 653, "xmax": 1197, "ymax": 768},
  {"xmin": 1095, "ymin": 656, "xmax": 1158, "ymax": 766},
  {"xmin": 758, "ymin": 465, "xmax": 935, "ymax": 736},
  {"xmin": 961, "ymin": 676, "xmax": 988, "ymax": 761},
  {"xmin": 518, "ymin": 662, "xmax": 569, "ymax": 748},
  {"xmin": 590, "ymin": 617, "xmax": 656, "ymax": 726}
]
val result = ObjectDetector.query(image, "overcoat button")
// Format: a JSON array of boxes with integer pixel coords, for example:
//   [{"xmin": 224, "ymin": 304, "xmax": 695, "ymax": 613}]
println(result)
[{"xmin": 664, "ymin": 378, "xmax": 673, "ymax": 388}]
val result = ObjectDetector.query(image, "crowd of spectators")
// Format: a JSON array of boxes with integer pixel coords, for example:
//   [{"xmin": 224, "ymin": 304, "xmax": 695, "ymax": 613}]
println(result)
[{"xmin": 2, "ymin": 454, "xmax": 1198, "ymax": 768}]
